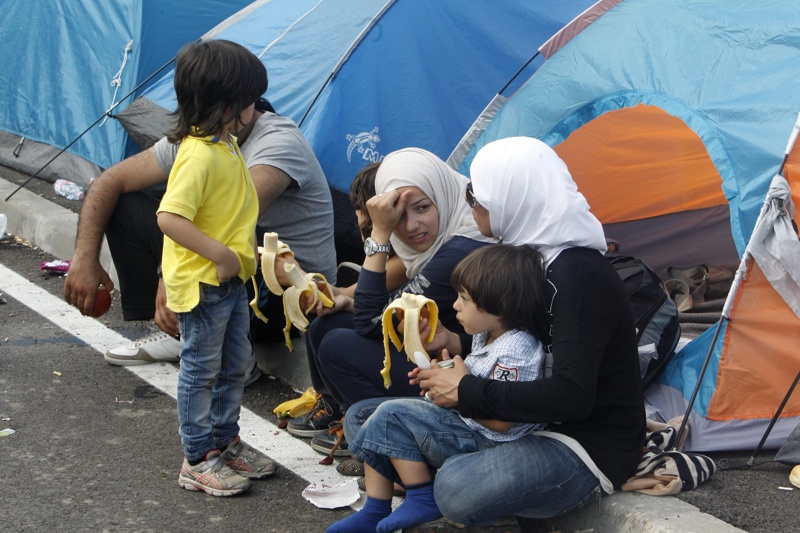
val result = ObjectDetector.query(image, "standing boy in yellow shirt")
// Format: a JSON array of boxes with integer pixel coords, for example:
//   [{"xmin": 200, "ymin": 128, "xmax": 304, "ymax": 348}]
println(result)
[{"xmin": 157, "ymin": 39, "xmax": 274, "ymax": 496}]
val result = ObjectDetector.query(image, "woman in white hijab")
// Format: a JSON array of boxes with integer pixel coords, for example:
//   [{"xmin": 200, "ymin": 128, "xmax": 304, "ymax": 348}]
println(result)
[
  {"xmin": 292, "ymin": 148, "xmax": 495, "ymax": 443},
  {"xmin": 468, "ymin": 136, "xmax": 607, "ymax": 264},
  {"xmin": 347, "ymin": 137, "xmax": 645, "ymax": 525}
]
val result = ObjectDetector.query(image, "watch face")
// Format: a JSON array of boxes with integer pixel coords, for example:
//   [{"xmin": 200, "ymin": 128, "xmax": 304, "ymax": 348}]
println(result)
[{"xmin": 364, "ymin": 238, "xmax": 389, "ymax": 255}]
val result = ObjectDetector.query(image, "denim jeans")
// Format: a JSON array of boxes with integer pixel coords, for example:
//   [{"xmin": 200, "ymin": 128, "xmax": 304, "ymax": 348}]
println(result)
[
  {"xmin": 349, "ymin": 398, "xmax": 500, "ymax": 484},
  {"xmin": 345, "ymin": 397, "xmax": 600, "ymax": 524},
  {"xmin": 177, "ymin": 279, "xmax": 250, "ymax": 462}
]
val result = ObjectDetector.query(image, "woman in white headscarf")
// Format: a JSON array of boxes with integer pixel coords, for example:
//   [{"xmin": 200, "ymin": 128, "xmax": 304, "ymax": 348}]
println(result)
[
  {"xmin": 291, "ymin": 148, "xmax": 495, "ymax": 443},
  {"xmin": 343, "ymin": 137, "xmax": 645, "ymax": 526},
  {"xmin": 468, "ymin": 136, "xmax": 607, "ymax": 264}
]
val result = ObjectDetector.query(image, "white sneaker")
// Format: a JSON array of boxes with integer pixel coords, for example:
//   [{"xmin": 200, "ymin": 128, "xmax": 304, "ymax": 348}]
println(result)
[{"xmin": 104, "ymin": 331, "xmax": 181, "ymax": 366}]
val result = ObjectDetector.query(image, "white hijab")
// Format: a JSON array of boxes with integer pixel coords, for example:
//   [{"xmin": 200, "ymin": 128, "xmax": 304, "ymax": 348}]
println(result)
[
  {"xmin": 469, "ymin": 137, "xmax": 606, "ymax": 265},
  {"xmin": 375, "ymin": 147, "xmax": 494, "ymax": 278}
]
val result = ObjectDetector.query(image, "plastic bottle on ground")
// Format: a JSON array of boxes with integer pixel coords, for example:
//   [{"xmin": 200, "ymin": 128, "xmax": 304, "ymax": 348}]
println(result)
[{"xmin": 53, "ymin": 179, "xmax": 85, "ymax": 201}]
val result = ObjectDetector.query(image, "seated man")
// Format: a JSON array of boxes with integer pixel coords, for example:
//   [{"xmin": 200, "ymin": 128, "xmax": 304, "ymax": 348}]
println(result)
[{"xmin": 64, "ymin": 97, "xmax": 337, "ymax": 382}]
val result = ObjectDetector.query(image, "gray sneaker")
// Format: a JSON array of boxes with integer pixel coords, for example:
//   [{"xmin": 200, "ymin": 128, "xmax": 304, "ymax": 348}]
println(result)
[
  {"xmin": 286, "ymin": 398, "xmax": 340, "ymax": 437},
  {"xmin": 243, "ymin": 357, "xmax": 262, "ymax": 387},
  {"xmin": 221, "ymin": 436, "xmax": 277, "ymax": 479},
  {"xmin": 178, "ymin": 450, "xmax": 252, "ymax": 496},
  {"xmin": 104, "ymin": 331, "xmax": 181, "ymax": 366}
]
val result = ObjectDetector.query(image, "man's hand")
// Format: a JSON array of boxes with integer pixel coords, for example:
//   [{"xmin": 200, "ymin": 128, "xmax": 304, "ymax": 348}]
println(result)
[
  {"xmin": 68, "ymin": 146, "xmax": 167, "ymax": 316},
  {"xmin": 154, "ymin": 278, "xmax": 179, "ymax": 337},
  {"xmin": 64, "ymin": 254, "xmax": 114, "ymax": 316},
  {"xmin": 274, "ymin": 254, "xmax": 302, "ymax": 286}
]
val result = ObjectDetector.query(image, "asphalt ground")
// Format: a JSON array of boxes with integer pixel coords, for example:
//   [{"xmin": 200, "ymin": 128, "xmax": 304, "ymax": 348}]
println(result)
[{"xmin": 2, "ymin": 167, "xmax": 798, "ymax": 532}]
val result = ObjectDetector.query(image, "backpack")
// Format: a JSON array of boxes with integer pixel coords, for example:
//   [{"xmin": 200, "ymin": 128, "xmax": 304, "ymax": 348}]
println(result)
[{"xmin": 608, "ymin": 255, "xmax": 681, "ymax": 387}]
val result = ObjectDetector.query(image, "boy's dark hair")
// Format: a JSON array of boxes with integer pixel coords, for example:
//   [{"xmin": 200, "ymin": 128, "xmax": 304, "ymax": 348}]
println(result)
[
  {"xmin": 168, "ymin": 40, "xmax": 268, "ymax": 143},
  {"xmin": 349, "ymin": 161, "xmax": 382, "ymax": 240},
  {"xmin": 451, "ymin": 244, "xmax": 548, "ymax": 340}
]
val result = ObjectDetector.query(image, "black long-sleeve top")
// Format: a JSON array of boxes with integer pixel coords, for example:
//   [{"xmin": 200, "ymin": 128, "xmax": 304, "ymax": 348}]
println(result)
[{"xmin": 458, "ymin": 247, "xmax": 646, "ymax": 488}]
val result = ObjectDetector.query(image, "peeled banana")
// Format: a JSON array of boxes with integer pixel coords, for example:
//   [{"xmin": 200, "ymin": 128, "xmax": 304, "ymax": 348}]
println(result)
[
  {"xmin": 380, "ymin": 292, "xmax": 439, "ymax": 389},
  {"xmin": 260, "ymin": 232, "xmax": 294, "ymax": 295},
  {"xmin": 250, "ymin": 232, "xmax": 295, "ymax": 324},
  {"xmin": 281, "ymin": 262, "xmax": 335, "ymax": 351}
]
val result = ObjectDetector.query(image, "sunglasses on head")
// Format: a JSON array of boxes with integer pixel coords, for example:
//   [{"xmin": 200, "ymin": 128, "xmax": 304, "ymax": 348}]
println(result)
[{"xmin": 465, "ymin": 181, "xmax": 480, "ymax": 208}]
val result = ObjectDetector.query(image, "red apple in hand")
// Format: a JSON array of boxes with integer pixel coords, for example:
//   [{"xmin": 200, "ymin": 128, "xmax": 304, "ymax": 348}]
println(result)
[{"xmin": 92, "ymin": 286, "xmax": 112, "ymax": 317}]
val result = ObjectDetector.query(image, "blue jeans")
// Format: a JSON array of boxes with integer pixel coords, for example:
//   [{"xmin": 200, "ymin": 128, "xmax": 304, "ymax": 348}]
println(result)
[
  {"xmin": 177, "ymin": 280, "xmax": 250, "ymax": 462},
  {"xmin": 345, "ymin": 397, "xmax": 601, "ymax": 524},
  {"xmin": 349, "ymin": 398, "xmax": 500, "ymax": 484}
]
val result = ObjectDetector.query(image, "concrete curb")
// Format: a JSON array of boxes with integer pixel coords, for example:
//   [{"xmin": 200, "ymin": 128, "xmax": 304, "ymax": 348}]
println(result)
[
  {"xmin": 0, "ymin": 175, "xmax": 743, "ymax": 533},
  {"xmin": 0, "ymin": 177, "xmax": 117, "ymax": 285},
  {"xmin": 540, "ymin": 491, "xmax": 746, "ymax": 533}
]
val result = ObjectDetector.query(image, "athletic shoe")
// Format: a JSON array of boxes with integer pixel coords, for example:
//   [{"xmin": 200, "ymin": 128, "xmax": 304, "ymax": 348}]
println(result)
[
  {"xmin": 104, "ymin": 331, "xmax": 181, "ymax": 366},
  {"xmin": 336, "ymin": 456, "xmax": 365, "ymax": 476},
  {"xmin": 178, "ymin": 450, "xmax": 252, "ymax": 496},
  {"xmin": 310, "ymin": 421, "xmax": 350, "ymax": 457},
  {"xmin": 243, "ymin": 357, "xmax": 262, "ymax": 387},
  {"xmin": 286, "ymin": 397, "xmax": 340, "ymax": 437},
  {"xmin": 221, "ymin": 436, "xmax": 277, "ymax": 479}
]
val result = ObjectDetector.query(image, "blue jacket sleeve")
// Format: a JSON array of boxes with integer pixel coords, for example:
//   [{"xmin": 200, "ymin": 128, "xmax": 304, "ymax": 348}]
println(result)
[{"xmin": 352, "ymin": 236, "xmax": 489, "ymax": 338}]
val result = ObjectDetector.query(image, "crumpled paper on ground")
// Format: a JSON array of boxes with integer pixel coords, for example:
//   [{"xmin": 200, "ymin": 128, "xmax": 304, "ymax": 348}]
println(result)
[{"xmin": 302, "ymin": 478, "xmax": 359, "ymax": 509}]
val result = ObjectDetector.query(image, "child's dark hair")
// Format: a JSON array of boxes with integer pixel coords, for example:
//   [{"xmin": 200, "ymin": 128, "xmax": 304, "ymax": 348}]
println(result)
[
  {"xmin": 349, "ymin": 162, "xmax": 382, "ymax": 240},
  {"xmin": 168, "ymin": 40, "xmax": 268, "ymax": 143},
  {"xmin": 451, "ymin": 244, "xmax": 548, "ymax": 340}
]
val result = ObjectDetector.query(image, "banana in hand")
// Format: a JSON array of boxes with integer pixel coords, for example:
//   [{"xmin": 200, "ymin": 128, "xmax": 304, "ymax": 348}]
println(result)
[
  {"xmin": 250, "ymin": 232, "xmax": 295, "ymax": 324},
  {"xmin": 281, "ymin": 262, "xmax": 335, "ymax": 351},
  {"xmin": 380, "ymin": 292, "xmax": 438, "ymax": 389}
]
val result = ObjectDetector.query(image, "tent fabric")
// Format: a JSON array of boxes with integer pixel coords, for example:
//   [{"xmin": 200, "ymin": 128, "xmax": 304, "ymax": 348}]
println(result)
[
  {"xmin": 117, "ymin": 0, "xmax": 597, "ymax": 193},
  {"xmin": 746, "ymin": 175, "xmax": 800, "ymax": 318},
  {"xmin": 0, "ymin": 0, "xmax": 255, "ymax": 186},
  {"xmin": 450, "ymin": 0, "xmax": 800, "ymax": 452},
  {"xmin": 453, "ymin": 1, "xmax": 800, "ymax": 260}
]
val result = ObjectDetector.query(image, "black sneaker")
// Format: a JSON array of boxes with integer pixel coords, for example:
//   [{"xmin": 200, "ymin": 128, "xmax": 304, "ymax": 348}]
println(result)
[
  {"xmin": 286, "ymin": 398, "xmax": 340, "ymax": 437},
  {"xmin": 310, "ymin": 422, "xmax": 350, "ymax": 457}
]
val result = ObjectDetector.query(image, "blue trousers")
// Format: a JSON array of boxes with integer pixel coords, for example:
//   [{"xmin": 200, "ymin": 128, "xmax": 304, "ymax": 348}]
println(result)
[
  {"xmin": 344, "ymin": 397, "xmax": 600, "ymax": 524},
  {"xmin": 176, "ymin": 280, "xmax": 250, "ymax": 462},
  {"xmin": 349, "ymin": 397, "xmax": 500, "ymax": 483}
]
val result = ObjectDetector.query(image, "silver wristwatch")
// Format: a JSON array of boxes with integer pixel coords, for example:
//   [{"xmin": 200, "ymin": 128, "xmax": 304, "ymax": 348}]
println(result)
[{"xmin": 363, "ymin": 237, "xmax": 392, "ymax": 256}]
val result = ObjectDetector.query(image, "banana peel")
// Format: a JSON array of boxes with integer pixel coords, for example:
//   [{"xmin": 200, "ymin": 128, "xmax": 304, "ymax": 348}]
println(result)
[
  {"xmin": 281, "ymin": 263, "xmax": 335, "ymax": 351},
  {"xmin": 273, "ymin": 387, "xmax": 319, "ymax": 419},
  {"xmin": 250, "ymin": 232, "xmax": 295, "ymax": 324},
  {"xmin": 380, "ymin": 292, "xmax": 438, "ymax": 389}
]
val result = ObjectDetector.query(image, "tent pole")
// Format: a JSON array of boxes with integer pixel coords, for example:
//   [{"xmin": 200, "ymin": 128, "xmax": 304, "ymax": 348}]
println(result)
[
  {"xmin": 499, "ymin": 51, "xmax": 541, "ymax": 96},
  {"xmin": 4, "ymin": 56, "xmax": 178, "ymax": 202},
  {"xmin": 748, "ymin": 371, "xmax": 800, "ymax": 466},
  {"xmin": 298, "ymin": 0, "xmax": 396, "ymax": 128},
  {"xmin": 671, "ymin": 110, "xmax": 800, "ymax": 452},
  {"xmin": 671, "ymin": 319, "xmax": 724, "ymax": 451}
]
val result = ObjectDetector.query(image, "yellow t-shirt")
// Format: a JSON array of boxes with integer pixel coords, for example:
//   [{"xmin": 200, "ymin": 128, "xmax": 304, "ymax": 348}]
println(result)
[{"xmin": 157, "ymin": 133, "xmax": 258, "ymax": 313}]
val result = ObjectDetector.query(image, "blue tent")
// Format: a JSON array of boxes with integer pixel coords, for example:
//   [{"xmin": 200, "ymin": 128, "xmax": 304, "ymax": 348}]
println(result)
[
  {"xmin": 0, "ymin": 0, "xmax": 254, "ymax": 186},
  {"xmin": 118, "ymin": 0, "xmax": 596, "ymax": 192},
  {"xmin": 450, "ymin": 0, "xmax": 800, "ymax": 452}
]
